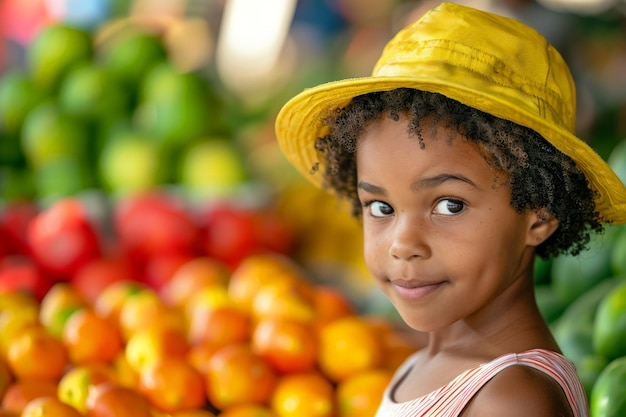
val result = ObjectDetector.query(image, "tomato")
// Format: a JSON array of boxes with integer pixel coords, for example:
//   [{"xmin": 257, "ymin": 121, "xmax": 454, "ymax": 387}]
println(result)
[
  {"xmin": 113, "ymin": 191, "xmax": 200, "ymax": 261},
  {"xmin": 26, "ymin": 198, "xmax": 101, "ymax": 279},
  {"xmin": 70, "ymin": 255, "xmax": 137, "ymax": 304}
]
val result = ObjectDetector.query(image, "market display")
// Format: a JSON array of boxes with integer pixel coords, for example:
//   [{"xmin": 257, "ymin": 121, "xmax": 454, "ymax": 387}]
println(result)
[{"xmin": 0, "ymin": 14, "xmax": 626, "ymax": 417}]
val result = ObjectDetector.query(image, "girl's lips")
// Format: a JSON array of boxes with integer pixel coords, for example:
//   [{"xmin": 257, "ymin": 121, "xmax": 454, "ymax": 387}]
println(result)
[{"xmin": 390, "ymin": 280, "xmax": 446, "ymax": 301}]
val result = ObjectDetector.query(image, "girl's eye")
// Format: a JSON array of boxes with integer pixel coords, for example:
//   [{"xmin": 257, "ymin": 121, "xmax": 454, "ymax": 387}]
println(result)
[
  {"xmin": 434, "ymin": 199, "xmax": 465, "ymax": 215},
  {"xmin": 365, "ymin": 201, "xmax": 394, "ymax": 218}
]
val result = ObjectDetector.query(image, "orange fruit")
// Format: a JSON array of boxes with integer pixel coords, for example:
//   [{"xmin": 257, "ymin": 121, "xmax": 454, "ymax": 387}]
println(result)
[
  {"xmin": 6, "ymin": 326, "xmax": 69, "ymax": 381},
  {"xmin": 219, "ymin": 404, "xmax": 276, "ymax": 417},
  {"xmin": 270, "ymin": 371, "xmax": 335, "ymax": 417},
  {"xmin": 184, "ymin": 285, "xmax": 236, "ymax": 325},
  {"xmin": 39, "ymin": 282, "xmax": 88, "ymax": 338},
  {"xmin": 0, "ymin": 291, "xmax": 39, "ymax": 315},
  {"xmin": 312, "ymin": 286, "xmax": 355, "ymax": 328},
  {"xmin": 111, "ymin": 352, "xmax": 139, "ymax": 389},
  {"xmin": 336, "ymin": 369, "xmax": 393, "ymax": 417},
  {"xmin": 186, "ymin": 343, "xmax": 219, "ymax": 375},
  {"xmin": 0, "ymin": 302, "xmax": 40, "ymax": 356},
  {"xmin": 58, "ymin": 363, "xmax": 117, "ymax": 413},
  {"xmin": 125, "ymin": 324, "xmax": 189, "ymax": 373},
  {"xmin": 170, "ymin": 411, "xmax": 218, "ymax": 417},
  {"xmin": 22, "ymin": 396, "xmax": 83, "ymax": 417},
  {"xmin": 93, "ymin": 280, "xmax": 149, "ymax": 324},
  {"xmin": 138, "ymin": 357, "xmax": 206, "ymax": 413},
  {"xmin": 160, "ymin": 256, "xmax": 230, "ymax": 308},
  {"xmin": 187, "ymin": 305, "xmax": 251, "ymax": 349},
  {"xmin": 85, "ymin": 382, "xmax": 153, "ymax": 417},
  {"xmin": 317, "ymin": 316, "xmax": 383, "ymax": 382},
  {"xmin": 251, "ymin": 280, "xmax": 316, "ymax": 324},
  {"xmin": 117, "ymin": 289, "xmax": 173, "ymax": 339},
  {"xmin": 205, "ymin": 343, "xmax": 277, "ymax": 410},
  {"xmin": 228, "ymin": 254, "xmax": 306, "ymax": 311},
  {"xmin": 0, "ymin": 358, "xmax": 12, "ymax": 400},
  {"xmin": 251, "ymin": 317, "xmax": 317, "ymax": 374},
  {"xmin": 62, "ymin": 308, "xmax": 124, "ymax": 364},
  {"xmin": 1, "ymin": 379, "xmax": 58, "ymax": 415}
]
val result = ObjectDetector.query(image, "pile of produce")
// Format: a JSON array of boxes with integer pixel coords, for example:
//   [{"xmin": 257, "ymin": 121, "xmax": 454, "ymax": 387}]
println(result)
[
  {"xmin": 0, "ymin": 22, "xmax": 248, "ymax": 204},
  {"xmin": 0, "ymin": 193, "xmax": 422, "ymax": 417}
]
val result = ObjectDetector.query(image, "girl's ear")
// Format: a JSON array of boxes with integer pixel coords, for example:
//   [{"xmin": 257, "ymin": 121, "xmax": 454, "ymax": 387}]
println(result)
[{"xmin": 527, "ymin": 209, "xmax": 559, "ymax": 247}]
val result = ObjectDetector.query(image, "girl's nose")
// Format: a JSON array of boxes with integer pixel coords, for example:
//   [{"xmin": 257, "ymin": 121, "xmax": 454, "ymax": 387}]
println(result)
[{"xmin": 388, "ymin": 218, "xmax": 430, "ymax": 261}]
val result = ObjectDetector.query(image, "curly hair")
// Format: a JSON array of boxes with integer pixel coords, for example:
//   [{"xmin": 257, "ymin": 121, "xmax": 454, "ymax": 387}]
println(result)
[{"xmin": 313, "ymin": 88, "xmax": 603, "ymax": 259}]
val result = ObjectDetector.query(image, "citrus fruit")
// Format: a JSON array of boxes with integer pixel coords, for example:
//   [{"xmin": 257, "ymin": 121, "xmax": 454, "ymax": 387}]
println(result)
[
  {"xmin": 1, "ymin": 379, "xmax": 58, "ymax": 415},
  {"xmin": 125, "ymin": 323, "xmax": 189, "ymax": 373},
  {"xmin": 62, "ymin": 307, "xmax": 124, "ymax": 364},
  {"xmin": 251, "ymin": 317, "xmax": 317, "ymax": 374},
  {"xmin": 270, "ymin": 371, "xmax": 335, "ymax": 417},
  {"xmin": 227, "ymin": 253, "xmax": 305, "ymax": 311},
  {"xmin": 205, "ymin": 343, "xmax": 277, "ymax": 410},
  {"xmin": 590, "ymin": 356, "xmax": 626, "ymax": 417},
  {"xmin": 219, "ymin": 405, "xmax": 276, "ymax": 417},
  {"xmin": 6, "ymin": 326, "xmax": 69, "ymax": 381},
  {"xmin": 159, "ymin": 256, "xmax": 230, "ymax": 308},
  {"xmin": 58, "ymin": 363, "xmax": 117, "ymax": 414},
  {"xmin": 93, "ymin": 280, "xmax": 149, "ymax": 324},
  {"xmin": 251, "ymin": 280, "xmax": 316, "ymax": 323},
  {"xmin": 39, "ymin": 282, "xmax": 88, "ymax": 338},
  {"xmin": 317, "ymin": 316, "xmax": 383, "ymax": 382},
  {"xmin": 22, "ymin": 395, "xmax": 83, "ymax": 417},
  {"xmin": 138, "ymin": 357, "xmax": 206, "ymax": 413},
  {"xmin": 85, "ymin": 382, "xmax": 153, "ymax": 417},
  {"xmin": 187, "ymin": 305, "xmax": 252, "ymax": 349},
  {"xmin": 336, "ymin": 369, "xmax": 392, "ymax": 417}
]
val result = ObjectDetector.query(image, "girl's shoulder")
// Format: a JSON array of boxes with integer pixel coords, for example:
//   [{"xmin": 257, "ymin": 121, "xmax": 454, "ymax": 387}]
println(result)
[{"xmin": 463, "ymin": 349, "xmax": 588, "ymax": 417}]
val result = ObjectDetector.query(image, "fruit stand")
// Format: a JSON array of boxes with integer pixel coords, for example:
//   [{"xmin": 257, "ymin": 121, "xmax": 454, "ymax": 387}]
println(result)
[{"xmin": 0, "ymin": 1, "xmax": 625, "ymax": 416}]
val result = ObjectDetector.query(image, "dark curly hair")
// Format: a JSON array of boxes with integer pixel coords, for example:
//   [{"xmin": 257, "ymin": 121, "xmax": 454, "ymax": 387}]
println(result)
[{"xmin": 313, "ymin": 88, "xmax": 603, "ymax": 259}]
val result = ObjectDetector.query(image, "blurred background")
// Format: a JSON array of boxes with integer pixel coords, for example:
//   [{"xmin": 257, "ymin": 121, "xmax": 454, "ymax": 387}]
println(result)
[{"xmin": 1, "ymin": 0, "xmax": 625, "ymax": 311}]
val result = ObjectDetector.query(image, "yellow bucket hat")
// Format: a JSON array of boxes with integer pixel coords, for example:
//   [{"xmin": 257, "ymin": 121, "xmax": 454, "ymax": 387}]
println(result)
[{"xmin": 275, "ymin": 2, "xmax": 626, "ymax": 224}]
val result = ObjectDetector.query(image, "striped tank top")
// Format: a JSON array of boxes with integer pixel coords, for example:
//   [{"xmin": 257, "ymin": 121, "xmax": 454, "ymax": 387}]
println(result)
[{"xmin": 375, "ymin": 349, "xmax": 588, "ymax": 417}]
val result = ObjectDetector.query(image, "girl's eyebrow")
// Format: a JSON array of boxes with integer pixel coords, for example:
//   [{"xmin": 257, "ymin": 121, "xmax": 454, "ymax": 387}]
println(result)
[
  {"xmin": 357, "ymin": 181, "xmax": 385, "ymax": 195},
  {"xmin": 412, "ymin": 173, "xmax": 477, "ymax": 191},
  {"xmin": 358, "ymin": 174, "xmax": 477, "ymax": 195}
]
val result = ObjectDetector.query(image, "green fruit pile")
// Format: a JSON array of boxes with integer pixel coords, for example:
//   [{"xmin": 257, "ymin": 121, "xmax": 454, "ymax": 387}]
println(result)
[
  {"xmin": 535, "ymin": 139, "xmax": 626, "ymax": 417},
  {"xmin": 0, "ymin": 23, "xmax": 244, "ymax": 203}
]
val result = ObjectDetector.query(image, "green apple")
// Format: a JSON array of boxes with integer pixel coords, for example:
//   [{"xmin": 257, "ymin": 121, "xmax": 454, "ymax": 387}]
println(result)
[
  {"xmin": 98, "ymin": 131, "xmax": 166, "ymax": 195},
  {"xmin": 0, "ymin": 71, "xmax": 46, "ymax": 136},
  {"xmin": 99, "ymin": 29, "xmax": 168, "ymax": 89},
  {"xmin": 178, "ymin": 138, "xmax": 248, "ymax": 200},
  {"xmin": 58, "ymin": 63, "xmax": 130, "ymax": 121},
  {"xmin": 27, "ymin": 24, "xmax": 94, "ymax": 92},
  {"xmin": 134, "ymin": 63, "xmax": 223, "ymax": 148},
  {"xmin": 20, "ymin": 102, "xmax": 89, "ymax": 169}
]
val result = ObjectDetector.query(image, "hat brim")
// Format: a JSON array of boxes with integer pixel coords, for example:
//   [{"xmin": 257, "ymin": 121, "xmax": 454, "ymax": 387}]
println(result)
[{"xmin": 275, "ymin": 75, "xmax": 626, "ymax": 223}]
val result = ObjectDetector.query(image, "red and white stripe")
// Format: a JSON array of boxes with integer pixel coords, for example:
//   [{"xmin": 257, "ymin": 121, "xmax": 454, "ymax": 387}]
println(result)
[{"xmin": 375, "ymin": 349, "xmax": 589, "ymax": 417}]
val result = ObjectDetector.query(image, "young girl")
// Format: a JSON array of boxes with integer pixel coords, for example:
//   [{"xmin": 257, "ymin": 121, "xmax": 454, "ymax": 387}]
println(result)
[{"xmin": 275, "ymin": 2, "xmax": 626, "ymax": 416}]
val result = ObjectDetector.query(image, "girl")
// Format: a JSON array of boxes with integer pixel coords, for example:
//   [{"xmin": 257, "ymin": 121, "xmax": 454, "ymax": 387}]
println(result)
[{"xmin": 275, "ymin": 3, "xmax": 626, "ymax": 416}]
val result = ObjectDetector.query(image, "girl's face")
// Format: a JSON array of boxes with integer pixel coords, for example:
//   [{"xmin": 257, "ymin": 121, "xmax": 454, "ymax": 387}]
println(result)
[{"xmin": 356, "ymin": 115, "xmax": 541, "ymax": 332}]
